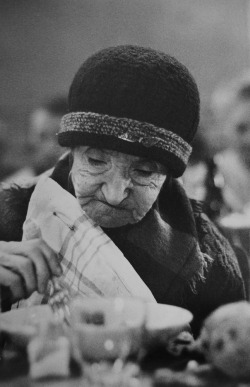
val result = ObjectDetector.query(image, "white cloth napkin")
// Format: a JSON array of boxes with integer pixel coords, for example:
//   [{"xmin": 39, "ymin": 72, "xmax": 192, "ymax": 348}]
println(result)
[{"xmin": 22, "ymin": 175, "xmax": 156, "ymax": 303}]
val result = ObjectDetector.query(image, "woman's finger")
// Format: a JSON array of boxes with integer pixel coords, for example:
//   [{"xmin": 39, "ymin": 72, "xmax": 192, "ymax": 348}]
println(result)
[
  {"xmin": 0, "ymin": 239, "xmax": 62, "ymax": 278},
  {"xmin": 28, "ymin": 252, "xmax": 51, "ymax": 294},
  {"xmin": 0, "ymin": 253, "xmax": 37, "ymax": 296},
  {"xmin": 0, "ymin": 266, "xmax": 26, "ymax": 302},
  {"xmin": 38, "ymin": 239, "xmax": 62, "ymax": 277},
  {"xmin": 3, "ymin": 240, "xmax": 52, "ymax": 294}
]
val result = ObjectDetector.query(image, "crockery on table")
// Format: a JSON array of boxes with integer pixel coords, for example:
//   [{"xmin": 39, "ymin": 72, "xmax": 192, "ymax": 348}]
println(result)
[
  {"xmin": 69, "ymin": 297, "xmax": 147, "ymax": 361},
  {"xmin": 69, "ymin": 297, "xmax": 193, "ymax": 361},
  {"xmin": 145, "ymin": 303, "xmax": 193, "ymax": 348}
]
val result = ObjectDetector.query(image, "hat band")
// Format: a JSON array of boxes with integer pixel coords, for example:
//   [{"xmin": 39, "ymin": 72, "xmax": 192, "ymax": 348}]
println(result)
[{"xmin": 60, "ymin": 112, "xmax": 192, "ymax": 165}]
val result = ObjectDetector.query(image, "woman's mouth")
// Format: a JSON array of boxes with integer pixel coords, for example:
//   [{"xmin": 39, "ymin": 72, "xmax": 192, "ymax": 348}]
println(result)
[
  {"xmin": 95, "ymin": 199, "xmax": 127, "ymax": 210},
  {"xmin": 77, "ymin": 197, "xmax": 128, "ymax": 211}
]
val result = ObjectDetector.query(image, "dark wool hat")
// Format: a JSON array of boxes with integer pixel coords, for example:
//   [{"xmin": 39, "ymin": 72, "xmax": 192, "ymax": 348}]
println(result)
[{"xmin": 58, "ymin": 45, "xmax": 200, "ymax": 177}]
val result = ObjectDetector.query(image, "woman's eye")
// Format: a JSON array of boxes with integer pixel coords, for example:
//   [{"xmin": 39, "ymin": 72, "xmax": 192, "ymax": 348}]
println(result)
[
  {"xmin": 88, "ymin": 157, "xmax": 106, "ymax": 166},
  {"xmin": 135, "ymin": 169, "xmax": 154, "ymax": 177}
]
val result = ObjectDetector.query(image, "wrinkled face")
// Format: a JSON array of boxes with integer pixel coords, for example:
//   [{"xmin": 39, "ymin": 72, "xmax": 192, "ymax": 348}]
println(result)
[
  {"xmin": 226, "ymin": 101, "xmax": 250, "ymax": 168},
  {"xmin": 70, "ymin": 146, "xmax": 167, "ymax": 228}
]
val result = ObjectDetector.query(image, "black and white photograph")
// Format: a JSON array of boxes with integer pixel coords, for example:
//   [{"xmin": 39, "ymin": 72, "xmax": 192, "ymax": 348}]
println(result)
[{"xmin": 1, "ymin": 1, "xmax": 250, "ymax": 385}]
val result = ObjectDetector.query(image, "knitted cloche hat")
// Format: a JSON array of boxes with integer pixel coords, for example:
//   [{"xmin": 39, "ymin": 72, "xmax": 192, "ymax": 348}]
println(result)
[{"xmin": 58, "ymin": 45, "xmax": 200, "ymax": 177}]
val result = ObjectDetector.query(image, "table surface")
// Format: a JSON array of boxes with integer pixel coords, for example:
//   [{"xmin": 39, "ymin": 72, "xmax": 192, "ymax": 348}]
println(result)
[
  {"xmin": 1, "ymin": 346, "xmax": 250, "ymax": 387},
  {"xmin": 1, "ymin": 305, "xmax": 250, "ymax": 387},
  {"xmin": 0, "ymin": 348, "xmax": 152, "ymax": 387}
]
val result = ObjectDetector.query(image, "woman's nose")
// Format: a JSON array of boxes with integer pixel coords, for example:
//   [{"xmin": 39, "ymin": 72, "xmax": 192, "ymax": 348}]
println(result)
[{"xmin": 101, "ymin": 172, "xmax": 132, "ymax": 205}]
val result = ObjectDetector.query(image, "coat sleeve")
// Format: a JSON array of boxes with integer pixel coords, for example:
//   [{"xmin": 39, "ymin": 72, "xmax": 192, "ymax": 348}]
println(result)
[
  {"xmin": 0, "ymin": 184, "xmax": 34, "ymax": 241},
  {"xmin": 0, "ymin": 184, "xmax": 34, "ymax": 311},
  {"xmin": 0, "ymin": 156, "xmax": 69, "ymax": 242}
]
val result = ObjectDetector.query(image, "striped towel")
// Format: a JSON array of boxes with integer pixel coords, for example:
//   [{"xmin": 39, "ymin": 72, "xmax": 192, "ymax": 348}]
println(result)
[{"xmin": 22, "ymin": 175, "xmax": 156, "ymax": 304}]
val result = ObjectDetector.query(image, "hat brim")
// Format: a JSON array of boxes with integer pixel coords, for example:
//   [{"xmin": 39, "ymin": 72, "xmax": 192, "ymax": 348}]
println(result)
[{"xmin": 58, "ymin": 131, "xmax": 185, "ymax": 178}]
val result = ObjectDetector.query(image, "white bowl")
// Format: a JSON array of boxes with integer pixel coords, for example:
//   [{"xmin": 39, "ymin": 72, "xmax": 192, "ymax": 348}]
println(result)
[
  {"xmin": 69, "ymin": 298, "xmax": 193, "ymax": 360},
  {"xmin": 70, "ymin": 297, "xmax": 146, "ymax": 360}
]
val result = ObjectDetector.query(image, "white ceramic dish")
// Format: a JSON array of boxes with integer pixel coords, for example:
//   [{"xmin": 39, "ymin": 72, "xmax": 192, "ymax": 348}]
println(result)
[
  {"xmin": 0, "ymin": 299, "xmax": 193, "ymax": 359},
  {"xmin": 145, "ymin": 302, "xmax": 193, "ymax": 347},
  {"xmin": 219, "ymin": 213, "xmax": 250, "ymax": 229},
  {"xmin": 70, "ymin": 298, "xmax": 193, "ymax": 359},
  {"xmin": 70, "ymin": 297, "xmax": 146, "ymax": 360}
]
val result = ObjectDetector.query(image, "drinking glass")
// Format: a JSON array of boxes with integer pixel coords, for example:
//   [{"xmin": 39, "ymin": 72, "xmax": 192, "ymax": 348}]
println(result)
[{"xmin": 83, "ymin": 297, "xmax": 147, "ymax": 386}]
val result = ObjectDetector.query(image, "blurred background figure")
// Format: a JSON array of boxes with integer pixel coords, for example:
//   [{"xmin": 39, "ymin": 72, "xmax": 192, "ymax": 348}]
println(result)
[
  {"xmin": 211, "ymin": 73, "xmax": 250, "ymax": 262},
  {"xmin": 182, "ymin": 122, "xmax": 213, "ymax": 203},
  {"xmin": 212, "ymin": 72, "xmax": 250, "ymax": 214},
  {"xmin": 183, "ymin": 72, "xmax": 250, "ymax": 259},
  {"xmin": 0, "ymin": 117, "xmax": 17, "ymax": 181},
  {"xmin": 3, "ymin": 95, "xmax": 68, "ymax": 184},
  {"xmin": 26, "ymin": 95, "xmax": 68, "ymax": 176},
  {"xmin": 184, "ymin": 72, "xmax": 250, "ymax": 220},
  {"xmin": 182, "ymin": 105, "xmax": 226, "ymax": 222}
]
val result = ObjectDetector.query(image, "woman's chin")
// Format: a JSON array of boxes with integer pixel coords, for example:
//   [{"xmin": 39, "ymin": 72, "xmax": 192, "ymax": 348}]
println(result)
[
  {"xmin": 97, "ymin": 218, "xmax": 133, "ymax": 228},
  {"xmin": 81, "ymin": 203, "xmax": 142, "ymax": 228},
  {"xmin": 92, "ymin": 213, "xmax": 136, "ymax": 228}
]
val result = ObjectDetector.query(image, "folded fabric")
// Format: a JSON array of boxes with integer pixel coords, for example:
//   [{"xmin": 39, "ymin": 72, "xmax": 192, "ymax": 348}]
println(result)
[{"xmin": 22, "ymin": 175, "xmax": 156, "ymax": 303}]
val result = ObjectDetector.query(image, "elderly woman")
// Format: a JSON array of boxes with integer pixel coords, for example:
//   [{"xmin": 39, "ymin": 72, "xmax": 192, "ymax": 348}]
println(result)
[{"xmin": 0, "ymin": 45, "xmax": 245, "ymax": 334}]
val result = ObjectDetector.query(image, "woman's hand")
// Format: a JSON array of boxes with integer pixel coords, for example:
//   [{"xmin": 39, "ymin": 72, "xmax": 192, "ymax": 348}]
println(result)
[{"xmin": 0, "ymin": 239, "xmax": 62, "ymax": 303}]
